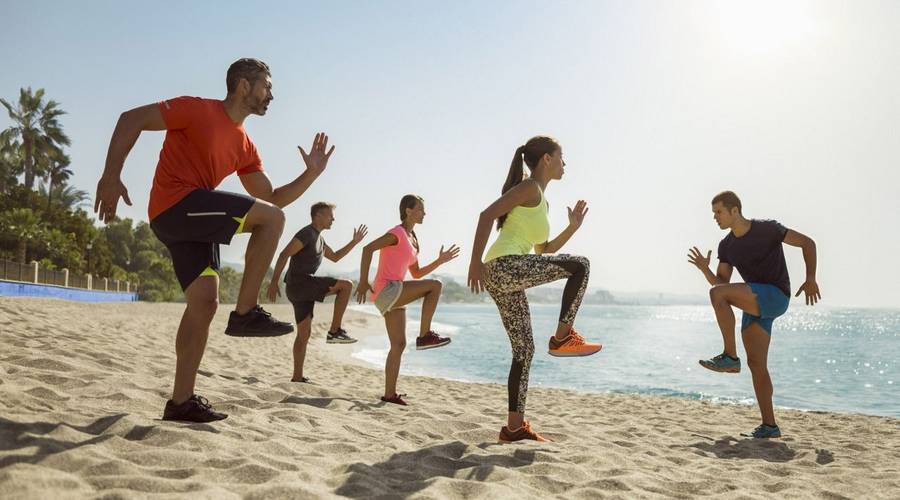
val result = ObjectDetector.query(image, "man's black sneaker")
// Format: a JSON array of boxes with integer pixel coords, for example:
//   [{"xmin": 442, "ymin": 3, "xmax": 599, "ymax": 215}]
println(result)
[
  {"xmin": 162, "ymin": 394, "xmax": 227, "ymax": 423},
  {"xmin": 326, "ymin": 328, "xmax": 358, "ymax": 344},
  {"xmin": 225, "ymin": 305, "xmax": 294, "ymax": 337}
]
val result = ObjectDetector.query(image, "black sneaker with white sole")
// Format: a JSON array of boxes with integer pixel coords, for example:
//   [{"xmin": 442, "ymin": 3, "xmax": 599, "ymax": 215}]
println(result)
[
  {"xmin": 326, "ymin": 328, "xmax": 358, "ymax": 344},
  {"xmin": 225, "ymin": 305, "xmax": 294, "ymax": 337}
]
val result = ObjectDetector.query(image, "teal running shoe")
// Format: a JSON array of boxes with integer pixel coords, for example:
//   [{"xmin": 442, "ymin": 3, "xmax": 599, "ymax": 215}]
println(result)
[
  {"xmin": 699, "ymin": 353, "xmax": 741, "ymax": 373},
  {"xmin": 741, "ymin": 424, "xmax": 782, "ymax": 439}
]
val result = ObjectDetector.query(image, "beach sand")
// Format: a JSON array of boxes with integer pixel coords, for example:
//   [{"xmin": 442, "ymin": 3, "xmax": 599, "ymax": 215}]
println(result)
[{"xmin": 1, "ymin": 297, "xmax": 898, "ymax": 499}]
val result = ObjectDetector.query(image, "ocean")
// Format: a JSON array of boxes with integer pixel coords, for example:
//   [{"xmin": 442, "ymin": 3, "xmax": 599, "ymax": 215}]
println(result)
[{"xmin": 348, "ymin": 303, "xmax": 900, "ymax": 417}]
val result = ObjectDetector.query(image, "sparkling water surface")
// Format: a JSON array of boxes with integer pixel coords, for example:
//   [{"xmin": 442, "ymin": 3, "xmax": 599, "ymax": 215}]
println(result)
[{"xmin": 348, "ymin": 303, "xmax": 900, "ymax": 417}]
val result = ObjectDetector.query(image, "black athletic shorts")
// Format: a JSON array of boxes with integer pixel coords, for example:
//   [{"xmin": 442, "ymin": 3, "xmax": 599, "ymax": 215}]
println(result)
[
  {"xmin": 285, "ymin": 275, "xmax": 338, "ymax": 322},
  {"xmin": 150, "ymin": 189, "xmax": 256, "ymax": 291}
]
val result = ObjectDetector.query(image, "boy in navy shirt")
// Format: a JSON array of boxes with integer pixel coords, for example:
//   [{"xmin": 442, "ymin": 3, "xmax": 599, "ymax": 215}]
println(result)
[{"xmin": 688, "ymin": 191, "xmax": 820, "ymax": 438}]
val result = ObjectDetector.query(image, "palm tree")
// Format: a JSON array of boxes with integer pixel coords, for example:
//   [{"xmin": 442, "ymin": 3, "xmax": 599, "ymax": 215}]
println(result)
[
  {"xmin": 39, "ymin": 183, "xmax": 90, "ymax": 211},
  {"xmin": 0, "ymin": 87, "xmax": 70, "ymax": 190},
  {"xmin": 43, "ymin": 152, "xmax": 72, "ymax": 208},
  {"xmin": 0, "ymin": 208, "xmax": 46, "ymax": 263},
  {"xmin": 0, "ymin": 135, "xmax": 23, "ymax": 193}
]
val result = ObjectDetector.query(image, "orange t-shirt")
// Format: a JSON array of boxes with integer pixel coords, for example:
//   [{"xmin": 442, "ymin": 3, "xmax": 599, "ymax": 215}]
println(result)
[{"xmin": 148, "ymin": 96, "xmax": 264, "ymax": 220}]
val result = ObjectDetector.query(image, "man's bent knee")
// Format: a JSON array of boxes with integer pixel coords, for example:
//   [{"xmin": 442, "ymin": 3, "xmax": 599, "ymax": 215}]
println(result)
[
  {"xmin": 709, "ymin": 285, "xmax": 727, "ymax": 304},
  {"xmin": 246, "ymin": 201, "xmax": 286, "ymax": 231}
]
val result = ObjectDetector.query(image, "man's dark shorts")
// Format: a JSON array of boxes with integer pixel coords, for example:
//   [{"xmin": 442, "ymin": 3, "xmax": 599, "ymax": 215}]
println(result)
[
  {"xmin": 150, "ymin": 189, "xmax": 255, "ymax": 291},
  {"xmin": 286, "ymin": 275, "xmax": 338, "ymax": 323}
]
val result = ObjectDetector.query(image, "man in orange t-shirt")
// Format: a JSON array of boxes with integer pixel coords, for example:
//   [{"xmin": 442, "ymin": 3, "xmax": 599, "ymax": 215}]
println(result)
[{"xmin": 94, "ymin": 58, "xmax": 336, "ymax": 422}]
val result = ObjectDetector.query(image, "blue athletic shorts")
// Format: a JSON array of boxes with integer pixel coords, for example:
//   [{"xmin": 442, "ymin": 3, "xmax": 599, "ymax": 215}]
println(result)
[{"xmin": 742, "ymin": 283, "xmax": 790, "ymax": 335}]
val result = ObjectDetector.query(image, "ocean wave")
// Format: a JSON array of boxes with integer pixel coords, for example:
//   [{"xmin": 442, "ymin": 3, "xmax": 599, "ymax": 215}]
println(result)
[
  {"xmin": 608, "ymin": 387, "xmax": 756, "ymax": 406},
  {"xmin": 351, "ymin": 348, "xmax": 388, "ymax": 366}
]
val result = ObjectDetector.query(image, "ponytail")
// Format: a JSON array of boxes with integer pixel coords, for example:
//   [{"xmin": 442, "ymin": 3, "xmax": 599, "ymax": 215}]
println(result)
[
  {"xmin": 497, "ymin": 146, "xmax": 526, "ymax": 230},
  {"xmin": 410, "ymin": 230, "xmax": 419, "ymax": 253},
  {"xmin": 399, "ymin": 194, "xmax": 424, "ymax": 252}
]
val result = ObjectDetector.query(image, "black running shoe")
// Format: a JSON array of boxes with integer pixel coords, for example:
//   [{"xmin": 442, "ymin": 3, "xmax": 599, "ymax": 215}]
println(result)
[
  {"xmin": 326, "ymin": 328, "xmax": 358, "ymax": 344},
  {"xmin": 162, "ymin": 394, "xmax": 228, "ymax": 423},
  {"xmin": 225, "ymin": 305, "xmax": 294, "ymax": 337}
]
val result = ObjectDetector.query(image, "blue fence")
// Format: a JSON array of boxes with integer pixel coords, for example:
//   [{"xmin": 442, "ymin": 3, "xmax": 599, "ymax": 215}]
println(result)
[{"xmin": 0, "ymin": 280, "xmax": 138, "ymax": 302}]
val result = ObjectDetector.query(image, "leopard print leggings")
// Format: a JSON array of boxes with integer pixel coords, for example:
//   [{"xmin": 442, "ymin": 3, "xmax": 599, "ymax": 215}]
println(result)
[{"xmin": 483, "ymin": 253, "xmax": 590, "ymax": 413}]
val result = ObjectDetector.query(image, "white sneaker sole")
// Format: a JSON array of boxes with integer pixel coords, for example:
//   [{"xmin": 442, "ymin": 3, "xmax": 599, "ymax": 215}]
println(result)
[{"xmin": 416, "ymin": 339, "xmax": 451, "ymax": 350}]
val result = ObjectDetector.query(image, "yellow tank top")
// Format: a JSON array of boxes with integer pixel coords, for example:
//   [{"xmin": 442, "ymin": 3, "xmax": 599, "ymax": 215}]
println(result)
[{"xmin": 484, "ymin": 188, "xmax": 550, "ymax": 262}]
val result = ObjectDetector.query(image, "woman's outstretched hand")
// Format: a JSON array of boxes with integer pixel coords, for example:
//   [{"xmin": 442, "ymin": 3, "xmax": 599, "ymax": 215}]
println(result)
[
  {"xmin": 567, "ymin": 200, "xmax": 589, "ymax": 230},
  {"xmin": 437, "ymin": 244, "xmax": 461, "ymax": 264}
]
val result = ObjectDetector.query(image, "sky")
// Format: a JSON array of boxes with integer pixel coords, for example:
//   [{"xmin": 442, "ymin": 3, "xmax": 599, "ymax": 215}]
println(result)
[{"xmin": 2, "ymin": 0, "xmax": 899, "ymax": 308}]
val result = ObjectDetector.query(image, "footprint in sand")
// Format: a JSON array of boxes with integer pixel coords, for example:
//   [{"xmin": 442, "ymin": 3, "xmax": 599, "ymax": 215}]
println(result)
[{"xmin": 816, "ymin": 448, "xmax": 835, "ymax": 464}]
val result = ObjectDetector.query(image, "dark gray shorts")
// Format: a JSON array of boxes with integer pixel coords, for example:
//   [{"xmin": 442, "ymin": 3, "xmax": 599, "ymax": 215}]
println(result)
[
  {"xmin": 286, "ymin": 275, "xmax": 338, "ymax": 322},
  {"xmin": 150, "ymin": 189, "xmax": 255, "ymax": 291}
]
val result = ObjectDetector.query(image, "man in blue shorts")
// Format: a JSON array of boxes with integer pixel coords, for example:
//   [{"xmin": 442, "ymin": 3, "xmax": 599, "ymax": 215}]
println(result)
[{"xmin": 688, "ymin": 190, "xmax": 820, "ymax": 438}]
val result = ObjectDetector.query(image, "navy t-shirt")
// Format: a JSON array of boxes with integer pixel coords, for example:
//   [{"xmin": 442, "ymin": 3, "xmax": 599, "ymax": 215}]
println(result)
[
  {"xmin": 717, "ymin": 219, "xmax": 791, "ymax": 297},
  {"xmin": 285, "ymin": 224, "xmax": 324, "ymax": 283}
]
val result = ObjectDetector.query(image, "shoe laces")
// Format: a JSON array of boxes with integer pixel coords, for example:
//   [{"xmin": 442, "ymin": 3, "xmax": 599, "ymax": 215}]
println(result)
[
  {"xmin": 520, "ymin": 421, "xmax": 540, "ymax": 438},
  {"xmin": 254, "ymin": 305, "xmax": 272, "ymax": 318},
  {"xmin": 190, "ymin": 395, "xmax": 212, "ymax": 410},
  {"xmin": 566, "ymin": 330, "xmax": 586, "ymax": 346}
]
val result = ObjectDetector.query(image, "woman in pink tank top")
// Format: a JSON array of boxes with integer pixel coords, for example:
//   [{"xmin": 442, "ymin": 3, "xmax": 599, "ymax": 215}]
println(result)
[{"xmin": 356, "ymin": 194, "xmax": 460, "ymax": 405}]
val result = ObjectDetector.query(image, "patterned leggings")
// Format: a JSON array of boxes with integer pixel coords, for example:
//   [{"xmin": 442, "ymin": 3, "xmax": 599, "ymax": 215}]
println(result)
[{"xmin": 483, "ymin": 253, "xmax": 590, "ymax": 413}]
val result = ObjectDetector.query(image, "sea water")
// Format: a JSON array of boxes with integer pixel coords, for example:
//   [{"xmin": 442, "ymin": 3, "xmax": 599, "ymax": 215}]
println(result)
[{"xmin": 349, "ymin": 304, "xmax": 900, "ymax": 417}]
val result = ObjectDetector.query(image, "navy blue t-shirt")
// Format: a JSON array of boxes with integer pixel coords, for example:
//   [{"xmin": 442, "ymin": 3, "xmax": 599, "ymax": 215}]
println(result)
[
  {"xmin": 717, "ymin": 219, "xmax": 791, "ymax": 297},
  {"xmin": 285, "ymin": 224, "xmax": 324, "ymax": 283}
]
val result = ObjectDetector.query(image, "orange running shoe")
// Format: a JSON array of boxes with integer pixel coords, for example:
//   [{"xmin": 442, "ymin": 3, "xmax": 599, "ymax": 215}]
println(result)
[
  {"xmin": 548, "ymin": 329, "xmax": 602, "ymax": 357},
  {"xmin": 498, "ymin": 420, "xmax": 551, "ymax": 443}
]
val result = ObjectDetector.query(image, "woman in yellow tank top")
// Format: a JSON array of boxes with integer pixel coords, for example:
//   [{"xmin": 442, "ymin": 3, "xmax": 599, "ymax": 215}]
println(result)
[{"xmin": 467, "ymin": 136, "xmax": 602, "ymax": 443}]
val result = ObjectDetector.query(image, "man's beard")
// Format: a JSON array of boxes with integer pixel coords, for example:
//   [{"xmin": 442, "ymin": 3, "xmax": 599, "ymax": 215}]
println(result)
[{"xmin": 249, "ymin": 96, "xmax": 268, "ymax": 114}]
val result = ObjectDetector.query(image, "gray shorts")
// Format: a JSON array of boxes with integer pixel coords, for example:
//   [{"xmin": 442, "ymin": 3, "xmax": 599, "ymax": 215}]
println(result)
[{"xmin": 374, "ymin": 280, "xmax": 405, "ymax": 316}]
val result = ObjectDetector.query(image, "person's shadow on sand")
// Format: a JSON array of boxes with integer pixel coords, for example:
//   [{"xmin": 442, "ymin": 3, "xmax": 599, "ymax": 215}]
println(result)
[
  {"xmin": 689, "ymin": 435, "xmax": 798, "ymax": 462},
  {"xmin": 0, "ymin": 414, "xmax": 224, "ymax": 468},
  {"xmin": 335, "ymin": 441, "xmax": 540, "ymax": 499},
  {"xmin": 280, "ymin": 395, "xmax": 385, "ymax": 412},
  {"xmin": 0, "ymin": 414, "xmax": 129, "ymax": 468}
]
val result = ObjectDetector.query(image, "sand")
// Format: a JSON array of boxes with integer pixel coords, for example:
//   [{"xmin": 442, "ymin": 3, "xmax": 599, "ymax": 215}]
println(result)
[{"xmin": 1, "ymin": 297, "xmax": 898, "ymax": 499}]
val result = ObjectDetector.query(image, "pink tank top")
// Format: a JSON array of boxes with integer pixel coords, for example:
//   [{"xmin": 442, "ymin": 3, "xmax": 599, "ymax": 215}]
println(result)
[{"xmin": 372, "ymin": 225, "xmax": 418, "ymax": 299}]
